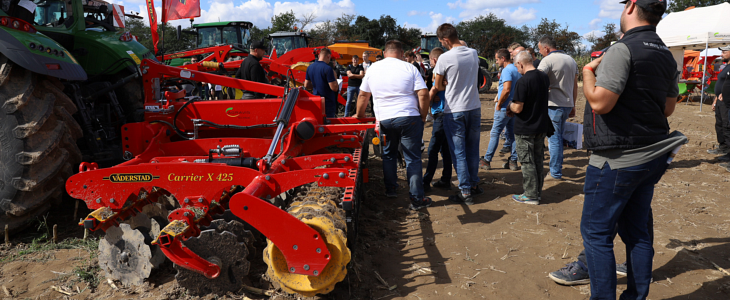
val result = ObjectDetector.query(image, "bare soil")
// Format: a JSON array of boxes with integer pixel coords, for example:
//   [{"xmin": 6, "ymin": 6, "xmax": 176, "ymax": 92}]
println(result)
[{"xmin": 2, "ymin": 87, "xmax": 729, "ymax": 300}]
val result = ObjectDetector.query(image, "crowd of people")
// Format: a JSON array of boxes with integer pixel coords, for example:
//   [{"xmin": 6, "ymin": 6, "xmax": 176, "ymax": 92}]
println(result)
[{"xmin": 329, "ymin": 0, "xmax": 686, "ymax": 299}]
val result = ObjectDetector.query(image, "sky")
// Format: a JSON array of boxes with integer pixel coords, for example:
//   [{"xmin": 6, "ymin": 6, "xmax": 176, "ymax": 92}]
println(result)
[{"xmin": 111, "ymin": 0, "xmax": 627, "ymax": 42}]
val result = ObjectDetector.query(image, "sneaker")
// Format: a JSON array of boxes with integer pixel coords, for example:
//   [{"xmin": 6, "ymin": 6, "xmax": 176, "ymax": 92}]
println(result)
[
  {"xmin": 502, "ymin": 159, "xmax": 519, "ymax": 171},
  {"xmin": 432, "ymin": 180, "xmax": 452, "ymax": 190},
  {"xmin": 708, "ymin": 148, "xmax": 729, "ymax": 155},
  {"xmin": 616, "ymin": 262, "xmax": 628, "ymax": 276},
  {"xmin": 499, "ymin": 145, "xmax": 511, "ymax": 153},
  {"xmin": 423, "ymin": 184, "xmax": 432, "ymax": 193},
  {"xmin": 409, "ymin": 197, "xmax": 433, "ymax": 210},
  {"xmin": 512, "ymin": 194, "xmax": 539, "ymax": 205},
  {"xmin": 386, "ymin": 190, "xmax": 397, "ymax": 198},
  {"xmin": 549, "ymin": 261, "xmax": 590, "ymax": 286},
  {"xmin": 479, "ymin": 158, "xmax": 492, "ymax": 170},
  {"xmin": 544, "ymin": 174, "xmax": 562, "ymax": 181},
  {"xmin": 448, "ymin": 192, "xmax": 474, "ymax": 205},
  {"xmin": 719, "ymin": 162, "xmax": 730, "ymax": 168},
  {"xmin": 471, "ymin": 186, "xmax": 484, "ymax": 196},
  {"xmin": 717, "ymin": 155, "xmax": 730, "ymax": 162}
]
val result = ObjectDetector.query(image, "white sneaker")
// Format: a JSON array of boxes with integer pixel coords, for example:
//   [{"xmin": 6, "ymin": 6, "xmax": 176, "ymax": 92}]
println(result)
[{"xmin": 426, "ymin": 114, "xmax": 434, "ymax": 122}]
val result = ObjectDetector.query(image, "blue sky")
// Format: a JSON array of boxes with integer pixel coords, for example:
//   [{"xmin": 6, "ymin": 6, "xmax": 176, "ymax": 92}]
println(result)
[{"xmin": 113, "ymin": 0, "xmax": 626, "ymax": 42}]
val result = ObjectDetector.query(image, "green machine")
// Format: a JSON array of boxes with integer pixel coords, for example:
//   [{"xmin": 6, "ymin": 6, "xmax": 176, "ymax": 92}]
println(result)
[
  {"xmin": 0, "ymin": 0, "xmax": 153, "ymax": 232},
  {"xmin": 420, "ymin": 33, "xmax": 494, "ymax": 93}
]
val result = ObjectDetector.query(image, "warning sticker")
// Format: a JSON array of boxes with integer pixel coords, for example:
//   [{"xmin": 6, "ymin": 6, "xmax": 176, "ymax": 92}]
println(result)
[{"xmin": 126, "ymin": 50, "xmax": 141, "ymax": 64}]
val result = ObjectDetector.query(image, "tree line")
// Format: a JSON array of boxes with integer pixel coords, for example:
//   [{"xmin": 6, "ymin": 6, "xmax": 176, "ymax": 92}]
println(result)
[{"xmin": 124, "ymin": 11, "xmax": 623, "ymax": 59}]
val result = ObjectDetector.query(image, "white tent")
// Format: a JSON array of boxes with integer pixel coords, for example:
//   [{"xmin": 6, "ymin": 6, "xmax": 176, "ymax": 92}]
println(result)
[{"xmin": 657, "ymin": 3, "xmax": 730, "ymax": 110}]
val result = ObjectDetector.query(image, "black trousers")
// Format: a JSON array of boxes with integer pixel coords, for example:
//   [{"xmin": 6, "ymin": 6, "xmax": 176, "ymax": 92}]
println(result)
[{"xmin": 715, "ymin": 99, "xmax": 730, "ymax": 150}]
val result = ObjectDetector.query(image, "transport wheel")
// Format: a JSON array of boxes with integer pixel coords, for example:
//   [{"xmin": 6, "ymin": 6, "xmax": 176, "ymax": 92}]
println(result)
[{"xmin": 0, "ymin": 54, "xmax": 83, "ymax": 233}]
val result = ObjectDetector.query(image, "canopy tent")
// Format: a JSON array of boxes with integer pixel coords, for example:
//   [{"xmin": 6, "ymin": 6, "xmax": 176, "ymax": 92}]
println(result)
[{"xmin": 657, "ymin": 3, "xmax": 730, "ymax": 110}]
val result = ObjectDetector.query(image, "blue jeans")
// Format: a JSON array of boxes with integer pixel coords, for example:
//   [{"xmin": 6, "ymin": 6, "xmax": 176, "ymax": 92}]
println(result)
[
  {"xmin": 547, "ymin": 106, "xmax": 572, "ymax": 178},
  {"xmin": 344, "ymin": 86, "xmax": 359, "ymax": 117},
  {"xmin": 442, "ymin": 108, "xmax": 481, "ymax": 194},
  {"xmin": 381, "ymin": 116, "xmax": 425, "ymax": 200},
  {"xmin": 423, "ymin": 113, "xmax": 452, "ymax": 185},
  {"xmin": 581, "ymin": 155, "xmax": 669, "ymax": 300},
  {"xmin": 483, "ymin": 108, "xmax": 517, "ymax": 162}
]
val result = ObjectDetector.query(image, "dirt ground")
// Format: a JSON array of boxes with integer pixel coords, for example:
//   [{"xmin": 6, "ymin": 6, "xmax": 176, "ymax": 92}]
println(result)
[{"xmin": 1, "ymin": 86, "xmax": 729, "ymax": 300}]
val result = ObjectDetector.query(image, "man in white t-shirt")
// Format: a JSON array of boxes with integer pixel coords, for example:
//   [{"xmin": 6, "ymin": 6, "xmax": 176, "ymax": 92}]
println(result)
[
  {"xmin": 355, "ymin": 40, "xmax": 432, "ymax": 210},
  {"xmin": 432, "ymin": 23, "xmax": 482, "ymax": 205}
]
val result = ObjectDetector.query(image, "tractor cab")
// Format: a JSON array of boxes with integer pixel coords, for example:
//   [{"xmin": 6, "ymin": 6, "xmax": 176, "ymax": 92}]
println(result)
[
  {"xmin": 194, "ymin": 21, "xmax": 253, "ymax": 49},
  {"xmin": 420, "ymin": 33, "xmax": 441, "ymax": 54},
  {"xmin": 268, "ymin": 31, "xmax": 308, "ymax": 57}
]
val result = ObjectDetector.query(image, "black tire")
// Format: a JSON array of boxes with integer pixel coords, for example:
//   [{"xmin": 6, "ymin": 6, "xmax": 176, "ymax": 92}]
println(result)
[
  {"xmin": 0, "ymin": 55, "xmax": 83, "ymax": 233},
  {"xmin": 478, "ymin": 66, "xmax": 492, "ymax": 94}
]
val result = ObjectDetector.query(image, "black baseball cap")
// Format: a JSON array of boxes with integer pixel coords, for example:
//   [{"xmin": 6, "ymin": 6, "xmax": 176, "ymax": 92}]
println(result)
[
  {"xmin": 620, "ymin": 0, "xmax": 667, "ymax": 15},
  {"xmin": 250, "ymin": 40, "xmax": 266, "ymax": 50}
]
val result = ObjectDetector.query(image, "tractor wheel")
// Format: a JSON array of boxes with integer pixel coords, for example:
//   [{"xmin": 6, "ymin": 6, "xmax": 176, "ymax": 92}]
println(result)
[
  {"xmin": 478, "ymin": 66, "xmax": 492, "ymax": 94},
  {"xmin": 264, "ymin": 185, "xmax": 351, "ymax": 297},
  {"xmin": 0, "ymin": 55, "xmax": 83, "ymax": 233},
  {"xmin": 114, "ymin": 79, "xmax": 145, "ymax": 123}
]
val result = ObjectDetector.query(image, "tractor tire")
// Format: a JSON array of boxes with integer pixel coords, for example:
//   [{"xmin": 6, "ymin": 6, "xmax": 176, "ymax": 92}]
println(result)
[
  {"xmin": 478, "ymin": 66, "xmax": 492, "ymax": 94},
  {"xmin": 114, "ymin": 79, "xmax": 145, "ymax": 123},
  {"xmin": 0, "ymin": 55, "xmax": 83, "ymax": 233}
]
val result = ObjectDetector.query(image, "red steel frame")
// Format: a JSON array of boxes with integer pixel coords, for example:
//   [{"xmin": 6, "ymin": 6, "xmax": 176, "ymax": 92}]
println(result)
[{"xmin": 66, "ymin": 59, "xmax": 373, "ymax": 279}]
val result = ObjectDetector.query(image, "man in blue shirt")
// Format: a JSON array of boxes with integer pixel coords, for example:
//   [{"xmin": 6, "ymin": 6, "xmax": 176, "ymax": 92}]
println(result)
[
  {"xmin": 481, "ymin": 48, "xmax": 521, "ymax": 171},
  {"xmin": 304, "ymin": 48, "xmax": 340, "ymax": 118},
  {"xmin": 423, "ymin": 47, "xmax": 452, "ymax": 192}
]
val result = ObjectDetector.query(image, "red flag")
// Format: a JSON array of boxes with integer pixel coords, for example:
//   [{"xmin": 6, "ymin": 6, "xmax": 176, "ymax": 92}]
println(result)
[
  {"xmin": 163, "ymin": 0, "xmax": 200, "ymax": 23},
  {"xmin": 146, "ymin": 0, "xmax": 159, "ymax": 53}
]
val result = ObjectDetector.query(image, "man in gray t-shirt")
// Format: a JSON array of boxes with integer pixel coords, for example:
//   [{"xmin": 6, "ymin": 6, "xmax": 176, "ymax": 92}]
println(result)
[
  {"xmin": 537, "ymin": 36, "xmax": 579, "ymax": 181},
  {"xmin": 432, "ymin": 23, "xmax": 481, "ymax": 205}
]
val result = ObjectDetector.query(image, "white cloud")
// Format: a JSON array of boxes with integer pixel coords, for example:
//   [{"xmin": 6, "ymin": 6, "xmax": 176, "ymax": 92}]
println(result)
[
  {"xmin": 407, "ymin": 10, "xmax": 427, "ymax": 16},
  {"xmin": 273, "ymin": 0, "xmax": 356, "ymax": 30},
  {"xmin": 447, "ymin": 0, "xmax": 540, "ymax": 11},
  {"xmin": 597, "ymin": 0, "xmax": 623, "ymax": 19},
  {"xmin": 425, "ymin": 12, "xmax": 457, "ymax": 33},
  {"xmin": 589, "ymin": 18, "xmax": 602, "ymax": 29},
  {"xmin": 460, "ymin": 6, "xmax": 537, "ymax": 25},
  {"xmin": 583, "ymin": 29, "xmax": 603, "ymax": 40}
]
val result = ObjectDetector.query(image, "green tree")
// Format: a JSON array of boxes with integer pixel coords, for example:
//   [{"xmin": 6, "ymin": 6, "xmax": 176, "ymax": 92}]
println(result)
[
  {"xmin": 271, "ymin": 10, "xmax": 297, "ymax": 32},
  {"xmin": 307, "ymin": 20, "xmax": 336, "ymax": 46},
  {"xmin": 395, "ymin": 26, "xmax": 422, "ymax": 50},
  {"xmin": 456, "ymin": 13, "xmax": 527, "ymax": 58},
  {"xmin": 586, "ymin": 23, "xmax": 619, "ymax": 52},
  {"xmin": 333, "ymin": 13, "xmax": 356, "ymax": 41},
  {"xmin": 526, "ymin": 18, "xmax": 583, "ymax": 55},
  {"xmin": 667, "ymin": 0, "xmax": 726, "ymax": 12}
]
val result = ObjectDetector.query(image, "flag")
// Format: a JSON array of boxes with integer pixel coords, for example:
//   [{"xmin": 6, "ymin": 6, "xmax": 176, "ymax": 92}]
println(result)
[
  {"xmin": 146, "ymin": 0, "xmax": 159, "ymax": 53},
  {"xmin": 163, "ymin": 0, "xmax": 200, "ymax": 23}
]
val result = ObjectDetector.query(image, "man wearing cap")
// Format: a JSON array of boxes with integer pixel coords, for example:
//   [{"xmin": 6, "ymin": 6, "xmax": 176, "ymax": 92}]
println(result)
[
  {"xmin": 235, "ymin": 40, "xmax": 269, "ymax": 99},
  {"xmin": 710, "ymin": 46, "xmax": 730, "ymax": 160},
  {"xmin": 548, "ymin": 1, "xmax": 687, "ymax": 299}
]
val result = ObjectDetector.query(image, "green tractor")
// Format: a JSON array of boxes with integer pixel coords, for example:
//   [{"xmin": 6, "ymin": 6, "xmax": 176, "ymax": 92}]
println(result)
[
  {"xmin": 0, "ymin": 0, "xmax": 153, "ymax": 232},
  {"xmin": 162, "ymin": 21, "xmax": 253, "ymax": 66},
  {"xmin": 420, "ymin": 33, "xmax": 494, "ymax": 93}
]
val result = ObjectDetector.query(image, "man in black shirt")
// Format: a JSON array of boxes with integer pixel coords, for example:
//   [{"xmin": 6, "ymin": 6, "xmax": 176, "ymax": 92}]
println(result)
[
  {"xmin": 711, "ymin": 46, "xmax": 730, "ymax": 158},
  {"xmin": 507, "ymin": 51, "xmax": 553, "ymax": 205},
  {"xmin": 345, "ymin": 55, "xmax": 364, "ymax": 117},
  {"xmin": 235, "ymin": 40, "xmax": 269, "ymax": 99}
]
